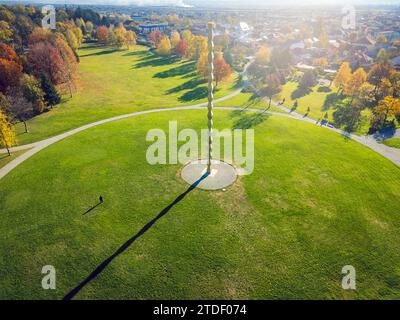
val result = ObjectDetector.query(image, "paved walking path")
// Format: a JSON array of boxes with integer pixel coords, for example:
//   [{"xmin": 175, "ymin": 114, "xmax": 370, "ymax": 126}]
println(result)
[
  {"xmin": 1, "ymin": 57, "xmax": 400, "ymax": 181},
  {"xmin": 264, "ymin": 99, "xmax": 400, "ymax": 167},
  {"xmin": 1, "ymin": 104, "xmax": 399, "ymax": 182}
]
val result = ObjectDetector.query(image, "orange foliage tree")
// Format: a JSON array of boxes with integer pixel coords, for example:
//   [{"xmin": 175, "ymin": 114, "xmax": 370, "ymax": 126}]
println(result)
[
  {"xmin": 0, "ymin": 44, "xmax": 22, "ymax": 93},
  {"xmin": 213, "ymin": 52, "xmax": 232, "ymax": 86},
  {"xmin": 96, "ymin": 26, "xmax": 109, "ymax": 45}
]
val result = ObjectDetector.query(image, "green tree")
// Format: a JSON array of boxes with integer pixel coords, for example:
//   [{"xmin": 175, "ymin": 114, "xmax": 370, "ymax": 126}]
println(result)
[{"xmin": 40, "ymin": 72, "xmax": 61, "ymax": 107}]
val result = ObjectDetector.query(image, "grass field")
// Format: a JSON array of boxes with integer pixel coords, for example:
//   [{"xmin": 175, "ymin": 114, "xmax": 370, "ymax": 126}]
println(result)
[
  {"xmin": 276, "ymin": 81, "xmax": 372, "ymax": 134},
  {"xmin": 216, "ymin": 92, "xmax": 284, "ymax": 113},
  {"xmin": 382, "ymin": 138, "xmax": 400, "ymax": 149},
  {"xmin": 1, "ymin": 109, "xmax": 400, "ymax": 300},
  {"xmin": 14, "ymin": 44, "xmax": 239, "ymax": 145},
  {"xmin": 0, "ymin": 150, "xmax": 28, "ymax": 169}
]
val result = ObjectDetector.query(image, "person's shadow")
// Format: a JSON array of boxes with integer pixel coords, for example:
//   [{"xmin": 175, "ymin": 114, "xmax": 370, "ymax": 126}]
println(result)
[
  {"xmin": 83, "ymin": 201, "xmax": 102, "ymax": 216},
  {"xmin": 64, "ymin": 172, "xmax": 209, "ymax": 300}
]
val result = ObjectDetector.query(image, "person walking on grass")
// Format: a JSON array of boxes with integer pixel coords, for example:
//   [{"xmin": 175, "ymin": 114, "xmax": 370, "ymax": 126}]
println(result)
[{"xmin": 99, "ymin": 195, "xmax": 104, "ymax": 203}]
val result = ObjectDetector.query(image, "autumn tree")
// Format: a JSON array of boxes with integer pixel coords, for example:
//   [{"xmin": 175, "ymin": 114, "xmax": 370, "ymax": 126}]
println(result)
[
  {"xmin": 113, "ymin": 26, "xmax": 127, "ymax": 48},
  {"xmin": 156, "ymin": 37, "xmax": 172, "ymax": 56},
  {"xmin": 170, "ymin": 30, "xmax": 181, "ymax": 49},
  {"xmin": 373, "ymin": 96, "xmax": 400, "ymax": 126},
  {"xmin": 0, "ymin": 21, "xmax": 13, "ymax": 43},
  {"xmin": 20, "ymin": 74, "xmax": 45, "ymax": 114},
  {"xmin": 0, "ymin": 92, "xmax": 11, "ymax": 114},
  {"xmin": 125, "ymin": 30, "xmax": 137, "ymax": 49},
  {"xmin": 0, "ymin": 109, "xmax": 15, "ymax": 156},
  {"xmin": 356, "ymin": 82, "xmax": 375, "ymax": 109},
  {"xmin": 344, "ymin": 67, "xmax": 367, "ymax": 98},
  {"xmin": 367, "ymin": 63, "xmax": 393, "ymax": 93},
  {"xmin": 197, "ymin": 50, "xmax": 208, "ymax": 78},
  {"xmin": 96, "ymin": 26, "xmax": 109, "ymax": 45},
  {"xmin": 0, "ymin": 44, "xmax": 23, "ymax": 93},
  {"xmin": 73, "ymin": 27, "xmax": 83, "ymax": 45},
  {"xmin": 175, "ymin": 40, "xmax": 188, "ymax": 58},
  {"xmin": 7, "ymin": 88, "xmax": 33, "ymax": 133},
  {"xmin": 86, "ymin": 21, "xmax": 94, "ymax": 35},
  {"xmin": 187, "ymin": 35, "xmax": 207, "ymax": 60},
  {"xmin": 182, "ymin": 29, "xmax": 193, "ymax": 44},
  {"xmin": 150, "ymin": 30, "xmax": 163, "ymax": 47},
  {"xmin": 213, "ymin": 51, "xmax": 232, "ymax": 87},
  {"xmin": 66, "ymin": 29, "xmax": 78, "ymax": 51},
  {"xmin": 334, "ymin": 62, "xmax": 352, "ymax": 93},
  {"xmin": 28, "ymin": 31, "xmax": 78, "ymax": 96},
  {"xmin": 255, "ymin": 46, "xmax": 271, "ymax": 66}
]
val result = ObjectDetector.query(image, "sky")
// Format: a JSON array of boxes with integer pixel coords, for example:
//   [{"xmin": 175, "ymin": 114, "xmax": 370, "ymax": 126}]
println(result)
[{"xmin": 3, "ymin": 0, "xmax": 400, "ymax": 6}]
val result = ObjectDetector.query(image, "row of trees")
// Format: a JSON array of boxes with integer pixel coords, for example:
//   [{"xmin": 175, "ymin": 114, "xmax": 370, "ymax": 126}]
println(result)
[
  {"xmin": 96, "ymin": 25, "xmax": 137, "ymax": 49},
  {"xmin": 333, "ymin": 60, "xmax": 400, "ymax": 131},
  {"xmin": 1, "ymin": 5, "xmax": 84, "ymax": 154},
  {"xmin": 150, "ymin": 29, "xmax": 232, "ymax": 86}
]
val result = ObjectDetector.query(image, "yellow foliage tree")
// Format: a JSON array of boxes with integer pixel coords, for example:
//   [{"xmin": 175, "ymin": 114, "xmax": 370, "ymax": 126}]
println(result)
[
  {"xmin": 66, "ymin": 29, "xmax": 78, "ymax": 51},
  {"xmin": 170, "ymin": 30, "xmax": 181, "ymax": 49},
  {"xmin": 187, "ymin": 35, "xmax": 207, "ymax": 60},
  {"xmin": 156, "ymin": 36, "xmax": 172, "ymax": 56},
  {"xmin": 114, "ymin": 26, "xmax": 127, "ymax": 48},
  {"xmin": 124, "ymin": 30, "xmax": 136, "ymax": 49},
  {"xmin": 0, "ymin": 110, "xmax": 16, "ymax": 156},
  {"xmin": 182, "ymin": 29, "xmax": 193, "ymax": 43},
  {"xmin": 375, "ymin": 96, "xmax": 400, "ymax": 123},
  {"xmin": 72, "ymin": 27, "xmax": 83, "ymax": 45},
  {"xmin": 255, "ymin": 46, "xmax": 271, "ymax": 65},
  {"xmin": 334, "ymin": 62, "xmax": 352, "ymax": 92},
  {"xmin": 197, "ymin": 50, "xmax": 208, "ymax": 78},
  {"xmin": 344, "ymin": 67, "xmax": 367, "ymax": 97}
]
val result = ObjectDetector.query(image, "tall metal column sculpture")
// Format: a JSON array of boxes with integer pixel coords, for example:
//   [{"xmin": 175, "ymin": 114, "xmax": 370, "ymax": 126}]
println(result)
[
  {"xmin": 207, "ymin": 22, "xmax": 215, "ymax": 174},
  {"xmin": 180, "ymin": 22, "xmax": 237, "ymax": 190}
]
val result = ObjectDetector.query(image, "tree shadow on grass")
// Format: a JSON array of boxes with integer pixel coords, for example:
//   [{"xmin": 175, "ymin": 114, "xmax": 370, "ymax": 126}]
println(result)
[
  {"xmin": 79, "ymin": 49, "xmax": 119, "ymax": 58},
  {"xmin": 0, "ymin": 153, "xmax": 11, "ymax": 161},
  {"xmin": 154, "ymin": 61, "xmax": 196, "ymax": 78},
  {"xmin": 322, "ymin": 92, "xmax": 342, "ymax": 112},
  {"xmin": 63, "ymin": 172, "xmax": 209, "ymax": 300},
  {"xmin": 178, "ymin": 86, "xmax": 210, "ymax": 102},
  {"xmin": 134, "ymin": 55, "xmax": 179, "ymax": 68},
  {"xmin": 122, "ymin": 50, "xmax": 148, "ymax": 57},
  {"xmin": 231, "ymin": 110, "xmax": 270, "ymax": 129},
  {"xmin": 317, "ymin": 86, "xmax": 332, "ymax": 93},
  {"xmin": 291, "ymin": 86, "xmax": 312, "ymax": 100},
  {"xmin": 166, "ymin": 78, "xmax": 206, "ymax": 94}
]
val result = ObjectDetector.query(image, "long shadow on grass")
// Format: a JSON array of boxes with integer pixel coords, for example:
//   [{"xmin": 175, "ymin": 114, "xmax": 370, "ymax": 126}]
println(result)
[
  {"xmin": 166, "ymin": 78, "xmax": 206, "ymax": 94},
  {"xmin": 63, "ymin": 172, "xmax": 209, "ymax": 300},
  {"xmin": 135, "ymin": 55, "xmax": 179, "ymax": 68},
  {"xmin": 80, "ymin": 49, "xmax": 120, "ymax": 58},
  {"xmin": 231, "ymin": 110, "xmax": 270, "ymax": 129},
  {"xmin": 154, "ymin": 61, "xmax": 196, "ymax": 78}
]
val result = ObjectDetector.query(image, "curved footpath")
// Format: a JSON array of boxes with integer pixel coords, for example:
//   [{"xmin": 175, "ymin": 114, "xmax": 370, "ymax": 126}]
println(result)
[{"xmin": 1, "ymin": 103, "xmax": 400, "ymax": 182}]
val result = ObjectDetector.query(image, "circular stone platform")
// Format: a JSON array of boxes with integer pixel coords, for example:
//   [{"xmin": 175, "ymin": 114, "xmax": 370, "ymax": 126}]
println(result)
[{"xmin": 181, "ymin": 159, "xmax": 238, "ymax": 190}]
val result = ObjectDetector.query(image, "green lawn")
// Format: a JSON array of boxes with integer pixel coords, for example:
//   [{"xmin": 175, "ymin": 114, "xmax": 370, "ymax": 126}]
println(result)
[
  {"xmin": 276, "ymin": 81, "xmax": 339, "ymax": 121},
  {"xmin": 0, "ymin": 150, "xmax": 28, "ymax": 169},
  {"xmin": 1, "ymin": 109, "xmax": 400, "ymax": 300},
  {"xmin": 14, "ymin": 44, "xmax": 239, "ymax": 145},
  {"xmin": 276, "ymin": 81, "xmax": 372, "ymax": 135},
  {"xmin": 382, "ymin": 138, "xmax": 400, "ymax": 149},
  {"xmin": 216, "ymin": 92, "xmax": 285, "ymax": 113}
]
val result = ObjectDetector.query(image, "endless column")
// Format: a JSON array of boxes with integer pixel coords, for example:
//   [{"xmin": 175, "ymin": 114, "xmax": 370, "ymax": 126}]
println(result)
[{"xmin": 207, "ymin": 22, "xmax": 215, "ymax": 174}]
